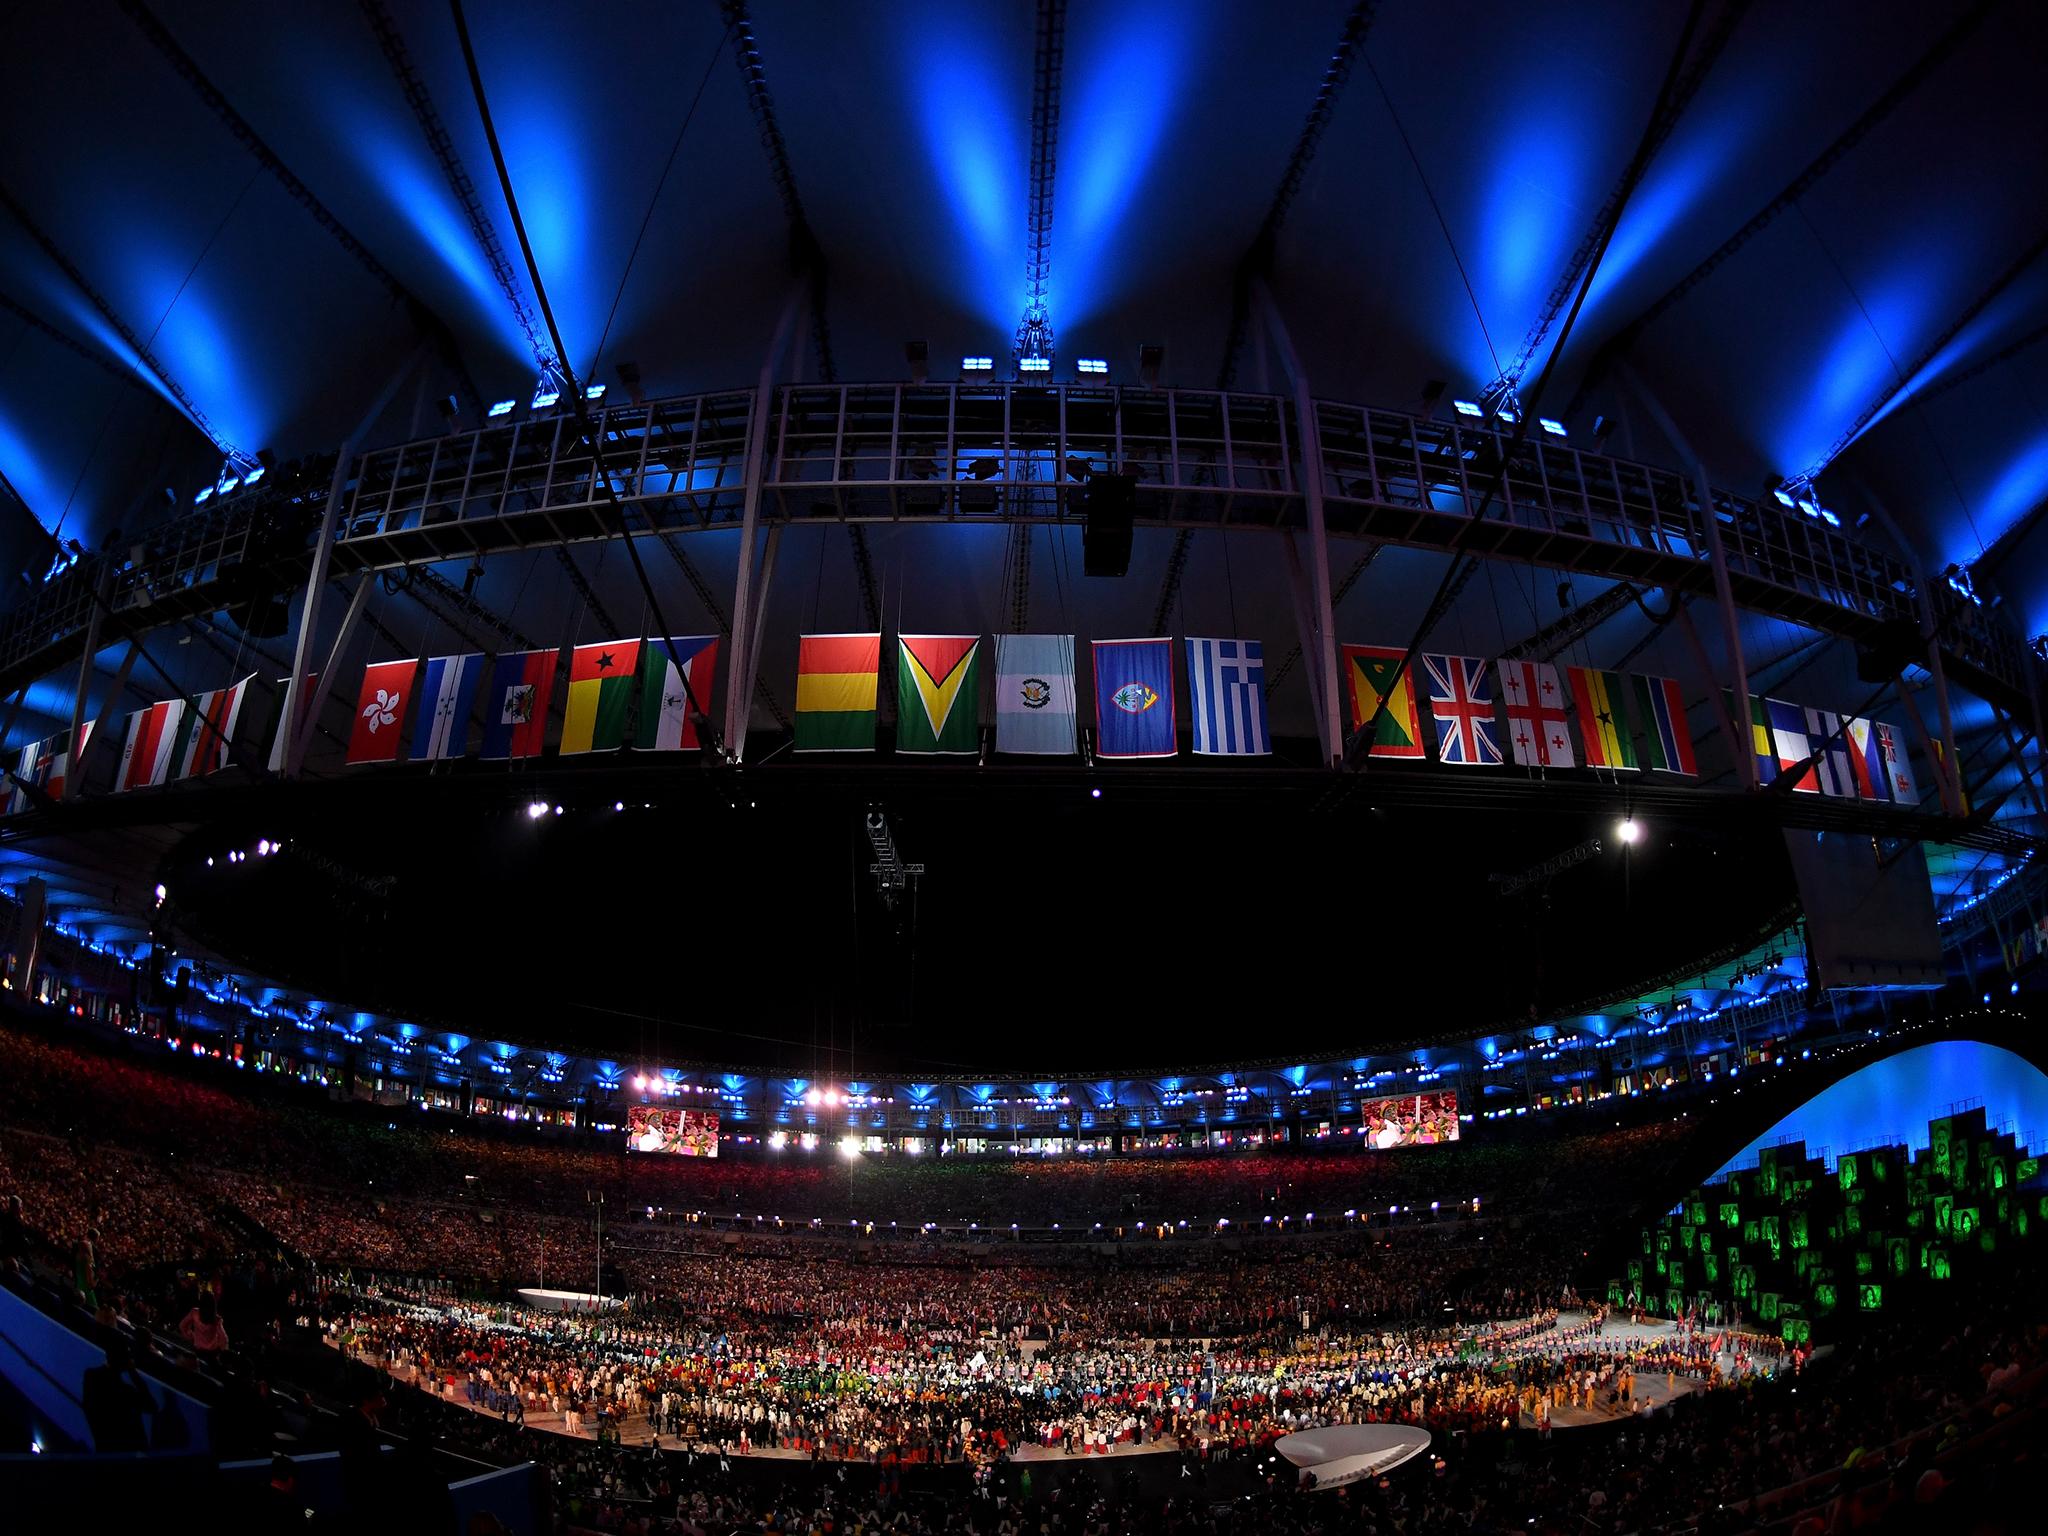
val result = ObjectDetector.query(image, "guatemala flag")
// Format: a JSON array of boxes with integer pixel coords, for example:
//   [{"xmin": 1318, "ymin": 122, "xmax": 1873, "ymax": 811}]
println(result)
[
  {"xmin": 409, "ymin": 654, "xmax": 486, "ymax": 761},
  {"xmin": 1184, "ymin": 638, "xmax": 1270, "ymax": 756},
  {"xmin": 1092, "ymin": 638, "xmax": 1176, "ymax": 759}
]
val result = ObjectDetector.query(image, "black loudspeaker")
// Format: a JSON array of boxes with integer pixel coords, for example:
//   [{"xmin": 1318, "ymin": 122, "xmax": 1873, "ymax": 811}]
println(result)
[{"xmin": 1083, "ymin": 472, "xmax": 1136, "ymax": 576}]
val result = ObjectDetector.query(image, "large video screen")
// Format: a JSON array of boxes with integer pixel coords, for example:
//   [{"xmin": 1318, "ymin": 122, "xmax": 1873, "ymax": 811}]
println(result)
[
  {"xmin": 628, "ymin": 1105, "xmax": 720, "ymax": 1157},
  {"xmin": 1362, "ymin": 1090, "xmax": 1458, "ymax": 1149}
]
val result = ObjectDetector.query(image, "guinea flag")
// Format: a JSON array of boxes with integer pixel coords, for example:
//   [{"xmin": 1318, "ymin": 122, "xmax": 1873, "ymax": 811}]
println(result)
[
  {"xmin": 560, "ymin": 639, "xmax": 642, "ymax": 754},
  {"xmin": 795, "ymin": 633, "xmax": 879, "ymax": 751},
  {"xmin": 896, "ymin": 635, "xmax": 981, "ymax": 754},
  {"xmin": 1340, "ymin": 644, "xmax": 1423, "ymax": 759},
  {"xmin": 1566, "ymin": 667, "xmax": 1636, "ymax": 770}
]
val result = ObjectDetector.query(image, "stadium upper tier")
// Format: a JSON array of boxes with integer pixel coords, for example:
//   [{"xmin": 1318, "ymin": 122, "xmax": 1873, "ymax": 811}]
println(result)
[{"xmin": 0, "ymin": 382, "xmax": 2030, "ymax": 710}]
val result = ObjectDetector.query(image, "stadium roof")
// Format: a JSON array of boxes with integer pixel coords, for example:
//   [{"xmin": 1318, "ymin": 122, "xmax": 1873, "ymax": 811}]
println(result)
[{"xmin": 1, "ymin": 1, "xmax": 2045, "ymax": 1069}]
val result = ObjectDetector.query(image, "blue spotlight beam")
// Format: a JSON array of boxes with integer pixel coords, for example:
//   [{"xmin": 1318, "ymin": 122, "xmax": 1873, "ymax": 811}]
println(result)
[
  {"xmin": 0, "ymin": 180, "xmax": 231, "ymax": 455},
  {"xmin": 116, "ymin": 0, "xmax": 485, "ymax": 416},
  {"xmin": 1562, "ymin": 0, "xmax": 2003, "ymax": 422},
  {"xmin": 1800, "ymin": 227, "xmax": 2048, "ymax": 488},
  {"xmin": 719, "ymin": 0, "xmax": 879, "ymax": 634},
  {"xmin": 0, "ymin": 289, "xmax": 155, "ymax": 394},
  {"xmin": 1014, "ymin": 0, "xmax": 1066, "ymax": 366},
  {"xmin": 1493, "ymin": 0, "xmax": 1750, "ymax": 403},
  {"xmin": 356, "ymin": 0, "xmax": 559, "ymax": 379}
]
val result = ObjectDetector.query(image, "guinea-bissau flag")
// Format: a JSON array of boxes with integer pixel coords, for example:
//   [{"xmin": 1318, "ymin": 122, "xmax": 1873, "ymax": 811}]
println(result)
[
  {"xmin": 1340, "ymin": 644, "xmax": 1423, "ymax": 759},
  {"xmin": 795, "ymin": 633, "xmax": 880, "ymax": 751},
  {"xmin": 895, "ymin": 635, "xmax": 981, "ymax": 754},
  {"xmin": 560, "ymin": 639, "xmax": 642, "ymax": 754},
  {"xmin": 1565, "ymin": 666, "xmax": 1636, "ymax": 770}
]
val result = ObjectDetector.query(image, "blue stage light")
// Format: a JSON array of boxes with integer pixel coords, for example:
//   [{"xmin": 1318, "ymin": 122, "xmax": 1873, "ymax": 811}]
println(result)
[
  {"xmin": 1019, "ymin": 357, "xmax": 1050, "ymax": 373},
  {"xmin": 242, "ymin": 465, "xmax": 264, "ymax": 486},
  {"xmin": 584, "ymin": 383, "xmax": 607, "ymax": 401},
  {"xmin": 1075, "ymin": 358, "xmax": 1108, "ymax": 375},
  {"xmin": 1453, "ymin": 400, "xmax": 1483, "ymax": 417},
  {"xmin": 961, "ymin": 356, "xmax": 993, "ymax": 372},
  {"xmin": 531, "ymin": 390, "xmax": 560, "ymax": 409},
  {"xmin": 193, "ymin": 486, "xmax": 213, "ymax": 505},
  {"xmin": 219, "ymin": 475, "xmax": 240, "ymax": 495},
  {"xmin": 487, "ymin": 400, "xmax": 515, "ymax": 418},
  {"xmin": 1538, "ymin": 418, "xmax": 1567, "ymax": 437}
]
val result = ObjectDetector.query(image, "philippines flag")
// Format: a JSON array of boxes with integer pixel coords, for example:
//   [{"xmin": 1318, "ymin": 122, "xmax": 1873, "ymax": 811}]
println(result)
[
  {"xmin": 1802, "ymin": 707, "xmax": 1855, "ymax": 798},
  {"xmin": 117, "ymin": 699, "xmax": 187, "ymax": 791},
  {"xmin": 1841, "ymin": 716, "xmax": 1888, "ymax": 801},
  {"xmin": 347, "ymin": 659, "xmax": 419, "ymax": 765},
  {"xmin": 1184, "ymin": 638, "xmax": 1270, "ymax": 756},
  {"xmin": 1421, "ymin": 654, "xmax": 1501, "ymax": 766},
  {"xmin": 409, "ymin": 654, "xmax": 485, "ymax": 761},
  {"xmin": 479, "ymin": 650, "xmax": 558, "ymax": 760},
  {"xmin": 1092, "ymin": 638, "xmax": 1176, "ymax": 759}
]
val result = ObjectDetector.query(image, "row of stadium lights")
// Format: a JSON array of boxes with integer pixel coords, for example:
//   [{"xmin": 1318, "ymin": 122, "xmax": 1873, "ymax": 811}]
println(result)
[{"xmin": 645, "ymin": 1198, "xmax": 1479, "ymax": 1229}]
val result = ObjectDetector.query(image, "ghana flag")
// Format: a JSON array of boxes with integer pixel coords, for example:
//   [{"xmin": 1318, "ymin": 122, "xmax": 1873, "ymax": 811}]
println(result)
[
  {"xmin": 1340, "ymin": 644, "xmax": 1423, "ymax": 759},
  {"xmin": 560, "ymin": 639, "xmax": 642, "ymax": 754},
  {"xmin": 795, "ymin": 633, "xmax": 880, "ymax": 751},
  {"xmin": 896, "ymin": 635, "xmax": 981, "ymax": 754},
  {"xmin": 1566, "ymin": 666, "xmax": 1636, "ymax": 770}
]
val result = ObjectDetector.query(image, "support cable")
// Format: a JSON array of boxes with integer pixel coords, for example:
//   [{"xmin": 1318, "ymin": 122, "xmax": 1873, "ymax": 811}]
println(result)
[
  {"xmin": 653, "ymin": 531, "xmax": 790, "ymax": 729},
  {"xmin": 1014, "ymin": 0, "xmax": 1066, "ymax": 365},
  {"xmin": 1563, "ymin": 0, "xmax": 2002, "ymax": 421},
  {"xmin": 449, "ymin": 0, "xmax": 723, "ymax": 756},
  {"xmin": 1264, "ymin": 543, "xmax": 1380, "ymax": 696}
]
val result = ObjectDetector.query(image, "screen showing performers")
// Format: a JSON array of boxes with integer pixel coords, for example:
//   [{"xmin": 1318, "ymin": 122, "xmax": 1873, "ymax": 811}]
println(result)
[
  {"xmin": 627, "ymin": 1105, "xmax": 720, "ymax": 1157},
  {"xmin": 1361, "ymin": 1089, "xmax": 1459, "ymax": 1149}
]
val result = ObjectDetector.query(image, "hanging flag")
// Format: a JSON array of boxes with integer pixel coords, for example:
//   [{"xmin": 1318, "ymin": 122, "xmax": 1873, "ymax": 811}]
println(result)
[
  {"xmin": 345, "ymin": 659, "xmax": 418, "ymax": 766},
  {"xmin": 637, "ymin": 637, "xmax": 720, "ymax": 751},
  {"xmin": 896, "ymin": 635, "xmax": 982, "ymax": 754},
  {"xmin": 1931, "ymin": 739, "xmax": 1969, "ymax": 814},
  {"xmin": 1629, "ymin": 675, "xmax": 1697, "ymax": 776},
  {"xmin": 1566, "ymin": 667, "xmax": 1636, "ymax": 770},
  {"xmin": 40, "ymin": 723, "xmax": 89, "ymax": 802},
  {"xmin": 479, "ymin": 650, "xmax": 558, "ymax": 760},
  {"xmin": 117, "ymin": 699, "xmax": 188, "ymax": 791},
  {"xmin": 1876, "ymin": 721, "xmax": 1917, "ymax": 804},
  {"xmin": 993, "ymin": 634, "xmax": 1077, "ymax": 755},
  {"xmin": 1421, "ymin": 654, "xmax": 1501, "ymax": 766},
  {"xmin": 175, "ymin": 675, "xmax": 253, "ymax": 779},
  {"xmin": 1840, "ymin": 717, "xmax": 1891, "ymax": 802},
  {"xmin": 1500, "ymin": 659, "xmax": 1575, "ymax": 768},
  {"xmin": 1765, "ymin": 697, "xmax": 1817, "ymax": 792},
  {"xmin": 795, "ymin": 633, "xmax": 881, "ymax": 751},
  {"xmin": 560, "ymin": 639, "xmax": 643, "ymax": 754},
  {"xmin": 1092, "ymin": 637, "xmax": 1177, "ymax": 759},
  {"xmin": 1340, "ymin": 645, "xmax": 1423, "ymax": 759},
  {"xmin": 1727, "ymin": 691, "xmax": 1777, "ymax": 785},
  {"xmin": 409, "ymin": 654, "xmax": 486, "ymax": 761},
  {"xmin": 263, "ymin": 675, "xmax": 319, "ymax": 774},
  {"xmin": 1802, "ymin": 707, "xmax": 1856, "ymax": 798},
  {"xmin": 6, "ymin": 739, "xmax": 39, "ymax": 815},
  {"xmin": 1185, "ymin": 638, "xmax": 1270, "ymax": 756}
]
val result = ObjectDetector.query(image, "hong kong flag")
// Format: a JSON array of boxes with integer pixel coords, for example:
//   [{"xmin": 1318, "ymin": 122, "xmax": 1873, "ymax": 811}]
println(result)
[{"xmin": 346, "ymin": 658, "xmax": 419, "ymax": 764}]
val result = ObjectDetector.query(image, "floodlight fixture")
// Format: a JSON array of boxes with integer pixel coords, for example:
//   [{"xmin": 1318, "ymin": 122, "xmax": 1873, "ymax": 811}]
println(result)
[
  {"xmin": 531, "ymin": 389, "xmax": 560, "ymax": 409},
  {"xmin": 1453, "ymin": 399, "xmax": 1484, "ymax": 417},
  {"xmin": 962, "ymin": 355, "xmax": 993, "ymax": 372},
  {"xmin": 1538, "ymin": 417, "xmax": 1567, "ymax": 437},
  {"xmin": 1075, "ymin": 358, "xmax": 1108, "ymax": 375},
  {"xmin": 487, "ymin": 400, "xmax": 515, "ymax": 418},
  {"xmin": 1018, "ymin": 356, "xmax": 1051, "ymax": 373}
]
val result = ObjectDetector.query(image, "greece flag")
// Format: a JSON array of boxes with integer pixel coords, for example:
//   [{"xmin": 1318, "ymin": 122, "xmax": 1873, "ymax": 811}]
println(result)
[{"xmin": 1186, "ymin": 637, "xmax": 1270, "ymax": 756}]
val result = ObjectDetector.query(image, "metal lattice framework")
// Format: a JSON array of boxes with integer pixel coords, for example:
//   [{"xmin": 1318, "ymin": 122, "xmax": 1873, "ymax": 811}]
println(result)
[{"xmin": 0, "ymin": 382, "xmax": 2033, "ymax": 713}]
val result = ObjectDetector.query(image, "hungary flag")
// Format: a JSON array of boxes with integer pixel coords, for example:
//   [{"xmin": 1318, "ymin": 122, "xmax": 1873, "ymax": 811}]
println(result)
[
  {"xmin": 560, "ymin": 639, "xmax": 642, "ymax": 754},
  {"xmin": 795, "ymin": 633, "xmax": 879, "ymax": 751},
  {"xmin": 1566, "ymin": 667, "xmax": 1636, "ymax": 770},
  {"xmin": 896, "ymin": 635, "xmax": 981, "ymax": 754}
]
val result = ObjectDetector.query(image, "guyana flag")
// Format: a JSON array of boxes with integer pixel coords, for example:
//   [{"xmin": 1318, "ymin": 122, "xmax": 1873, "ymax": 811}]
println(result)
[
  {"xmin": 896, "ymin": 635, "xmax": 981, "ymax": 754},
  {"xmin": 560, "ymin": 639, "xmax": 642, "ymax": 754},
  {"xmin": 795, "ymin": 633, "xmax": 880, "ymax": 751},
  {"xmin": 1340, "ymin": 644, "xmax": 1423, "ymax": 759},
  {"xmin": 1566, "ymin": 666, "xmax": 1637, "ymax": 770}
]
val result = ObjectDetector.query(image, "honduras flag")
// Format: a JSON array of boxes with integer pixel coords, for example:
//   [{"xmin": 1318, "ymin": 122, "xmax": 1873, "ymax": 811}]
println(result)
[
  {"xmin": 1185, "ymin": 638, "xmax": 1270, "ymax": 756},
  {"xmin": 409, "ymin": 654, "xmax": 485, "ymax": 761},
  {"xmin": 1092, "ymin": 637, "xmax": 1176, "ymax": 759}
]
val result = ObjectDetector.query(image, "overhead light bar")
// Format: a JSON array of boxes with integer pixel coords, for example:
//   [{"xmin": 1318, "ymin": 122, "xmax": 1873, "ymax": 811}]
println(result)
[
  {"xmin": 1537, "ymin": 417, "xmax": 1567, "ymax": 437},
  {"xmin": 1075, "ymin": 358, "xmax": 1108, "ymax": 375},
  {"xmin": 1453, "ymin": 399, "xmax": 1484, "ymax": 417},
  {"xmin": 487, "ymin": 400, "xmax": 515, "ymax": 418},
  {"xmin": 242, "ymin": 465, "xmax": 264, "ymax": 486},
  {"xmin": 531, "ymin": 389, "xmax": 560, "ymax": 409},
  {"xmin": 961, "ymin": 356, "xmax": 993, "ymax": 372},
  {"xmin": 193, "ymin": 486, "xmax": 213, "ymax": 505},
  {"xmin": 583, "ymin": 383, "xmax": 606, "ymax": 401},
  {"xmin": 1771, "ymin": 487, "xmax": 1797, "ymax": 508},
  {"xmin": 1018, "ymin": 356, "xmax": 1050, "ymax": 373},
  {"xmin": 219, "ymin": 475, "xmax": 240, "ymax": 495}
]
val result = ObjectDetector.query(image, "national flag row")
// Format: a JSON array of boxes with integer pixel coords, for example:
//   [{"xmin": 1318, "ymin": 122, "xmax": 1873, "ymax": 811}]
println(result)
[{"xmin": 61, "ymin": 631, "xmax": 1922, "ymax": 807}]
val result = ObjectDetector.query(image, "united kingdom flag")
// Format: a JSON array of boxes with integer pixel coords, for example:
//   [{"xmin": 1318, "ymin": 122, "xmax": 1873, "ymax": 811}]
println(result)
[{"xmin": 1421, "ymin": 654, "xmax": 1502, "ymax": 766}]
